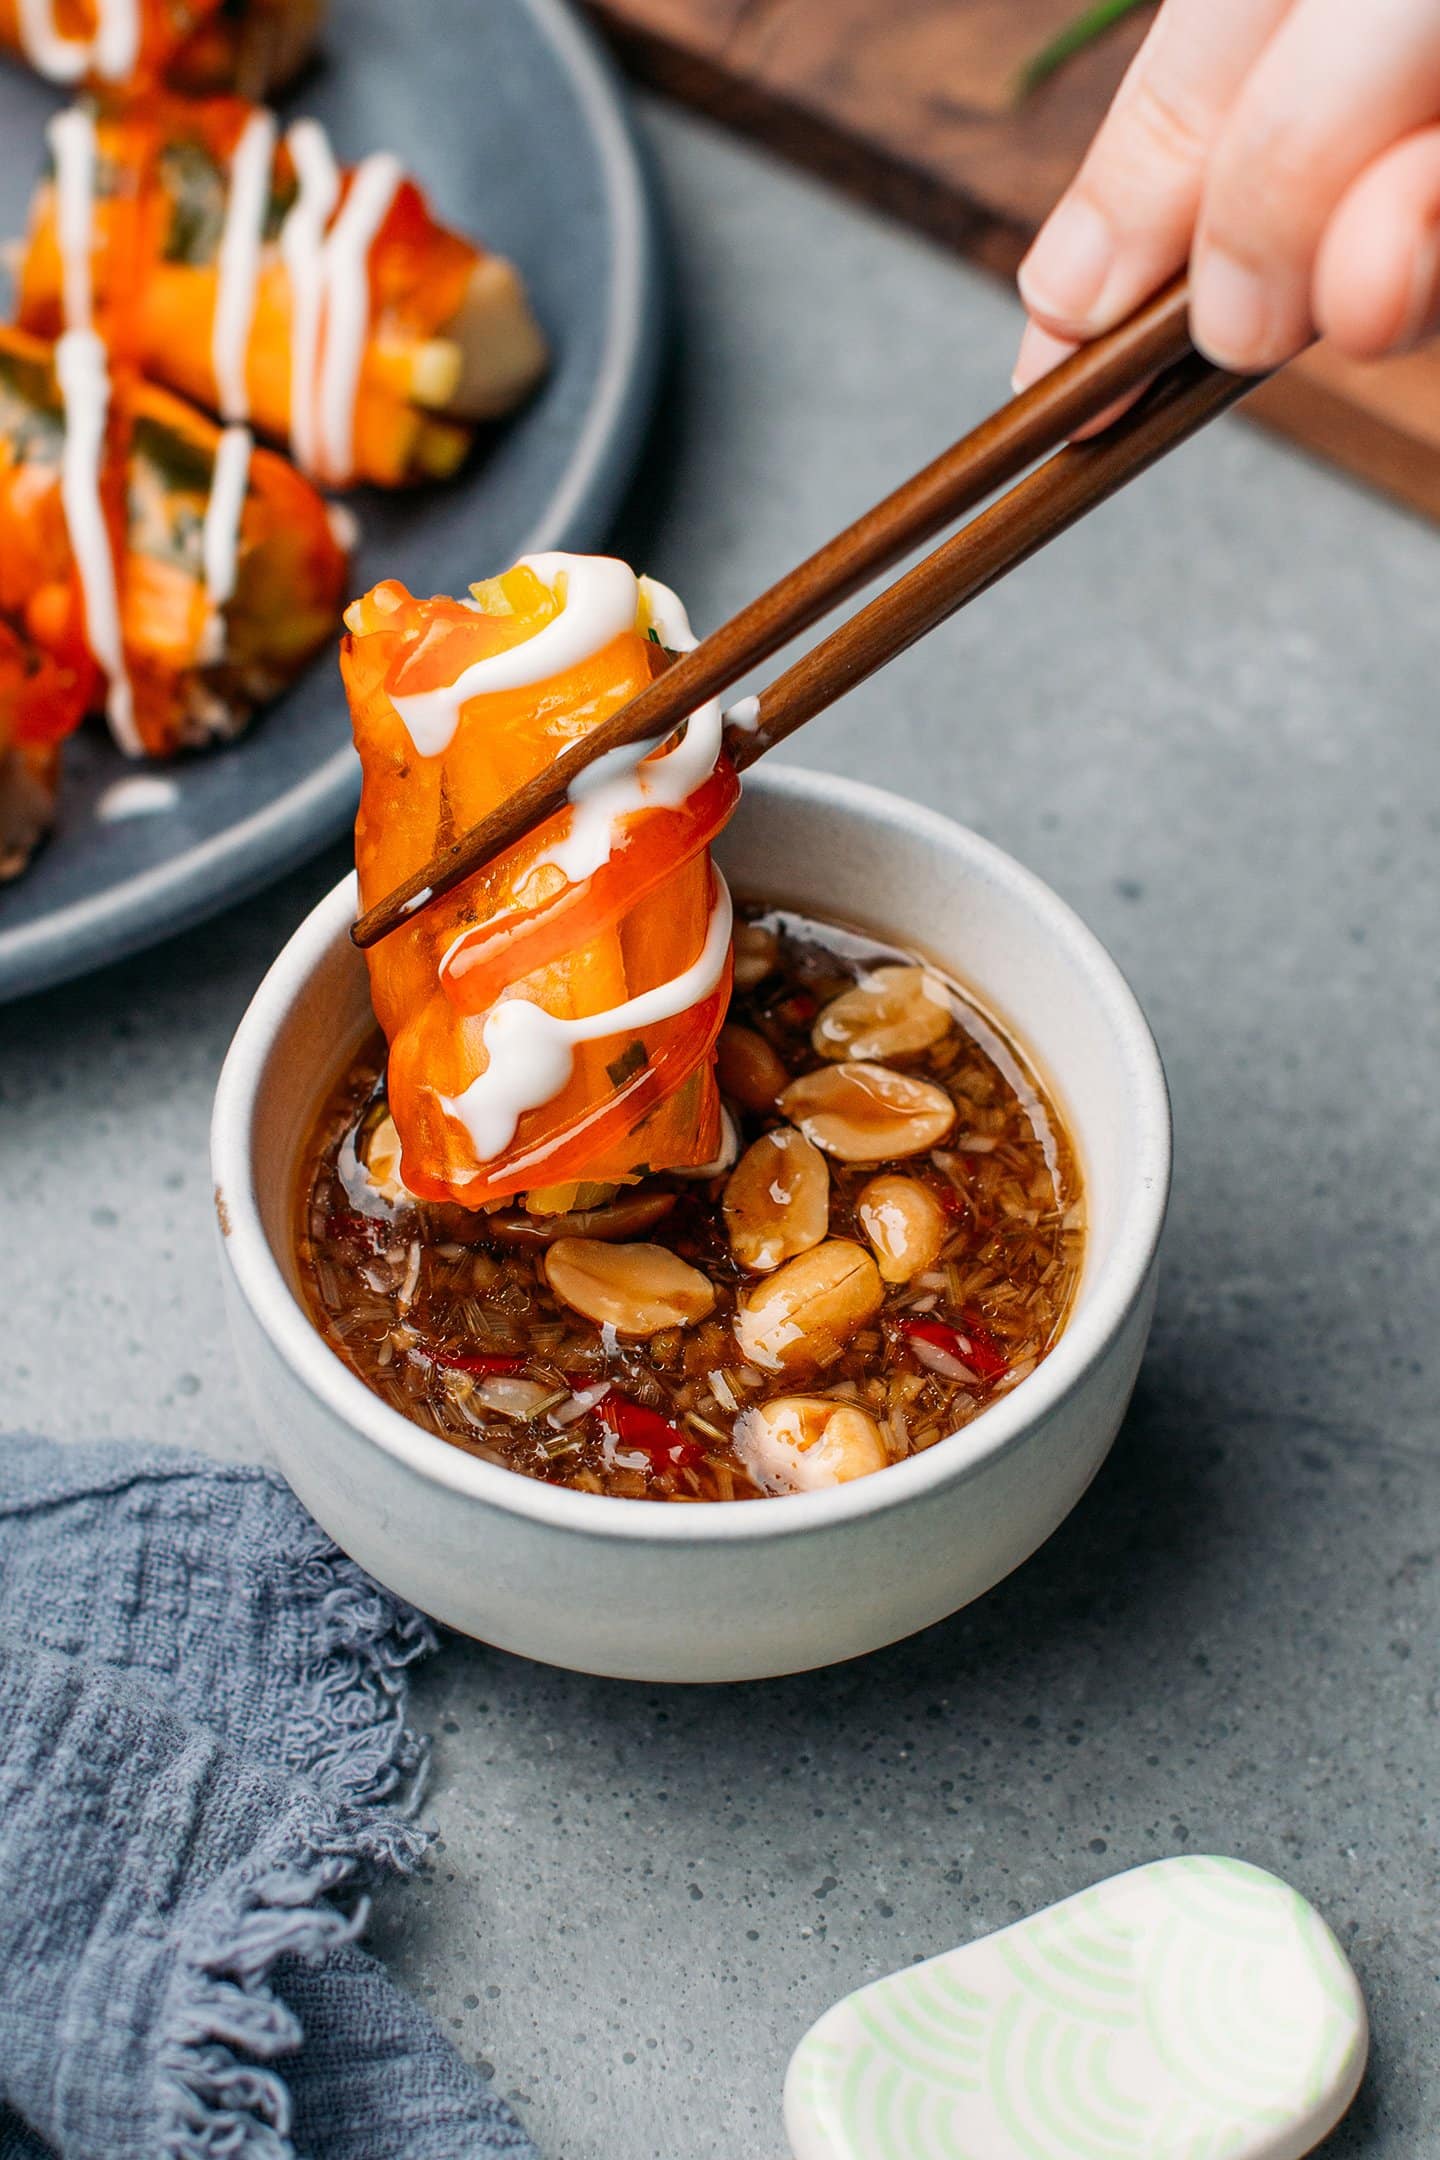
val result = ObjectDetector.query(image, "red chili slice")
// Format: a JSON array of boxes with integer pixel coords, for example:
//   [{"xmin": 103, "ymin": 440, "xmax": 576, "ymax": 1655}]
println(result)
[
  {"xmin": 956, "ymin": 1312, "xmax": 1011, "ymax": 1382},
  {"xmin": 595, "ymin": 1392, "xmax": 703, "ymax": 1470},
  {"xmin": 899, "ymin": 1315, "xmax": 1010, "ymax": 1385},
  {"xmin": 430, "ymin": 1350, "xmax": 528, "ymax": 1377}
]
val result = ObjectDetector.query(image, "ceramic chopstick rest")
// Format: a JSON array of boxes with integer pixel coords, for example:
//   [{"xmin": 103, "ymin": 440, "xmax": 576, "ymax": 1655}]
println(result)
[{"xmin": 784, "ymin": 1855, "xmax": 1367, "ymax": 2160}]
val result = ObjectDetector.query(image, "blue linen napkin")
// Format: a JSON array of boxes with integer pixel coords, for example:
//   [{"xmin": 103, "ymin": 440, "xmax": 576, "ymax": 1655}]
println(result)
[{"xmin": 0, "ymin": 1436, "xmax": 537, "ymax": 2160}]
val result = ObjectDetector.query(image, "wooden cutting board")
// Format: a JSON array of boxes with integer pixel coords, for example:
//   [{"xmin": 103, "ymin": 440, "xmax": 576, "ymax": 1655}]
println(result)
[{"xmin": 584, "ymin": 0, "xmax": 1440, "ymax": 523}]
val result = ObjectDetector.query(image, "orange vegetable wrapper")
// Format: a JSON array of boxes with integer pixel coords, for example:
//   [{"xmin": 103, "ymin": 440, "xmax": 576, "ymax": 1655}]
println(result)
[
  {"xmin": 0, "ymin": 0, "xmax": 320, "ymax": 95},
  {"xmin": 0, "ymin": 325, "xmax": 347, "ymax": 759},
  {"xmin": 18, "ymin": 95, "xmax": 548, "ymax": 489},
  {"xmin": 342, "ymin": 557, "xmax": 738, "ymax": 1212}
]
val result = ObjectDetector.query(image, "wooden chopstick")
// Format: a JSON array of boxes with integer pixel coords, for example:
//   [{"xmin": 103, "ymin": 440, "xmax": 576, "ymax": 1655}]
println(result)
[
  {"xmin": 724, "ymin": 353, "xmax": 1259, "ymax": 772},
  {"xmin": 351, "ymin": 276, "xmax": 1193, "ymax": 950}
]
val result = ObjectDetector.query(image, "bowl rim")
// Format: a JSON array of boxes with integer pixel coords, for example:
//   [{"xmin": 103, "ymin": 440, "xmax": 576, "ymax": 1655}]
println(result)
[{"xmin": 212, "ymin": 766, "xmax": 1171, "ymax": 1546}]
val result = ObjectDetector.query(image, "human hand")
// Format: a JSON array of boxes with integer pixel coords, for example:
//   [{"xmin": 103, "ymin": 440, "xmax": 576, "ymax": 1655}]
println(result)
[{"xmin": 1013, "ymin": 0, "xmax": 1440, "ymax": 393}]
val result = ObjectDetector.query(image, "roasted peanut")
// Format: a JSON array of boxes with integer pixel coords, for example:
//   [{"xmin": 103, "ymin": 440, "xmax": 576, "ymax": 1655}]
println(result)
[
  {"xmin": 716, "ymin": 1023, "xmax": 789, "ymax": 1113},
  {"xmin": 778, "ymin": 1062, "xmax": 955, "ymax": 1162},
  {"xmin": 723, "ymin": 1126, "xmax": 830, "ymax": 1272},
  {"xmin": 732, "ymin": 919, "xmax": 779, "ymax": 990},
  {"xmin": 856, "ymin": 1174, "xmax": 948, "ymax": 1283},
  {"xmin": 812, "ymin": 964, "xmax": 953, "ymax": 1061},
  {"xmin": 732, "ymin": 1239, "xmax": 884, "ymax": 1371},
  {"xmin": 733, "ymin": 1395, "xmax": 889, "ymax": 1492},
  {"xmin": 356, "ymin": 1107, "xmax": 408, "ymax": 1205},
  {"xmin": 544, "ymin": 1239, "xmax": 716, "ymax": 1336}
]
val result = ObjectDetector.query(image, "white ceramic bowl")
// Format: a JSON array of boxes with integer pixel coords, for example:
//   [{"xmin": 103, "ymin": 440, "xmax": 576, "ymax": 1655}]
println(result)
[{"xmin": 212, "ymin": 769, "xmax": 1169, "ymax": 1682}]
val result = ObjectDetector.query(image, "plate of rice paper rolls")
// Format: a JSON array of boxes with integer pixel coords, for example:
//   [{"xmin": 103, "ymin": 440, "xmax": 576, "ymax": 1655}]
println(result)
[{"xmin": 0, "ymin": 0, "xmax": 662, "ymax": 999}]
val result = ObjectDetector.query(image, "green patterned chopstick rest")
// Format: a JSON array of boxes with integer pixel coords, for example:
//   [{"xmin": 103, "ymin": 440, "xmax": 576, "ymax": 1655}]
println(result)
[{"xmin": 785, "ymin": 1855, "xmax": 1366, "ymax": 2160}]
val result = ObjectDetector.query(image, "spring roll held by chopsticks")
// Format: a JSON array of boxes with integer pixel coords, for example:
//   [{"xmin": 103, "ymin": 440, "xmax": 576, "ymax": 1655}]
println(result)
[
  {"xmin": 17, "ymin": 96, "xmax": 549, "ymax": 488},
  {"xmin": 342, "ymin": 557, "xmax": 740, "ymax": 1212},
  {"xmin": 0, "ymin": 0, "xmax": 322, "ymax": 94}
]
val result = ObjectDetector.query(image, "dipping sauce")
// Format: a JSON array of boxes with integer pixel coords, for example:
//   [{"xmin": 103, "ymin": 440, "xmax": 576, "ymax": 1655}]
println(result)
[{"xmin": 296, "ymin": 906, "xmax": 1084, "ymax": 1501}]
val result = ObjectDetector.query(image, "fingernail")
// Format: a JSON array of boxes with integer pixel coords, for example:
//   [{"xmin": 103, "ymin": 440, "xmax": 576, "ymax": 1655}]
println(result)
[
  {"xmin": 1010, "ymin": 319, "xmax": 1059, "ymax": 396},
  {"xmin": 1018, "ymin": 199, "xmax": 1114, "ymax": 328},
  {"xmin": 1191, "ymin": 249, "xmax": 1270, "ymax": 368},
  {"xmin": 1401, "ymin": 228, "xmax": 1440, "ymax": 346}
]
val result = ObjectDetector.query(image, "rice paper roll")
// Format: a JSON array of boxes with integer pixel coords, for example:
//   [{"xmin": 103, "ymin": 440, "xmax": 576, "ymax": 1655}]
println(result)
[
  {"xmin": 0, "ymin": 0, "xmax": 320, "ymax": 94},
  {"xmin": 17, "ymin": 96, "xmax": 548, "ymax": 489},
  {"xmin": 0, "ymin": 326, "xmax": 347, "ymax": 757},
  {"xmin": 341, "ymin": 559, "xmax": 738, "ymax": 1212}
]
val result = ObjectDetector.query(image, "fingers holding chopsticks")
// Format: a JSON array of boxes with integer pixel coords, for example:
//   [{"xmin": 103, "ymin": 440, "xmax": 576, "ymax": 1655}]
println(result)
[
  {"xmin": 1314, "ymin": 126, "xmax": 1440, "ymax": 357},
  {"xmin": 1014, "ymin": 0, "xmax": 1440, "ymax": 395},
  {"xmin": 1016, "ymin": 0, "xmax": 1294, "ymax": 363}
]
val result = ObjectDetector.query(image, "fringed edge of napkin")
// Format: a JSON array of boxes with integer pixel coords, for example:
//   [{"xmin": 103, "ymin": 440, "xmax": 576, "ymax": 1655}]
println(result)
[{"xmin": 152, "ymin": 1524, "xmax": 440, "ymax": 2160}]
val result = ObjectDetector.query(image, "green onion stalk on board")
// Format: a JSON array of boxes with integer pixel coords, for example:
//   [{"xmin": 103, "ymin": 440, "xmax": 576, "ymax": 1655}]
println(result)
[{"xmin": 1014, "ymin": 0, "xmax": 1152, "ymax": 102}]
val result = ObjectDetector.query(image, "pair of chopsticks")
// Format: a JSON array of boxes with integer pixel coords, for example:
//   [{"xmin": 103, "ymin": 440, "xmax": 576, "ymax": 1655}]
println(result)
[{"xmin": 353, "ymin": 275, "xmax": 1261, "ymax": 952}]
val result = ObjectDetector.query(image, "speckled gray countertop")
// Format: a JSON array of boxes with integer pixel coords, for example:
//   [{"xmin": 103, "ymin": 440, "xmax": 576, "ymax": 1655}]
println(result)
[{"xmin": 4, "ymin": 96, "xmax": 1438, "ymax": 2160}]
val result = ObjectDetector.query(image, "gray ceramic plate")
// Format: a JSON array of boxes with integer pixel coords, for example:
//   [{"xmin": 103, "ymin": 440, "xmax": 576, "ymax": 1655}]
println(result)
[{"xmin": 0, "ymin": 0, "xmax": 662, "ymax": 1003}]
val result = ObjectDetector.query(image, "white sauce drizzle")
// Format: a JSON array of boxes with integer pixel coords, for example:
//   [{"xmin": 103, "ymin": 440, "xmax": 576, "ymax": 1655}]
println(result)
[
  {"xmin": 724, "ymin": 694, "xmax": 761, "ymax": 732},
  {"xmin": 440, "ymin": 875, "xmax": 733, "ymax": 1164},
  {"xmin": 277, "ymin": 127, "xmax": 401, "ymax": 485},
  {"xmin": 48, "ymin": 107, "xmax": 138, "ymax": 756},
  {"xmin": 200, "ymin": 423, "xmax": 252, "ymax": 645},
  {"xmin": 392, "ymin": 554, "xmax": 640, "ymax": 759},
  {"xmin": 529, "ymin": 573, "xmax": 723, "ymax": 888},
  {"xmin": 56, "ymin": 330, "xmax": 136, "ymax": 753},
  {"xmin": 278, "ymin": 119, "xmax": 340, "ymax": 480},
  {"xmin": 19, "ymin": 0, "xmax": 137, "ymax": 81},
  {"xmin": 50, "ymin": 104, "xmax": 96, "ymax": 330},
  {"xmin": 95, "ymin": 772, "xmax": 178, "ymax": 821},
  {"xmin": 211, "ymin": 106, "xmax": 277, "ymax": 423},
  {"xmin": 636, "ymin": 574, "xmax": 693, "ymax": 651},
  {"xmin": 314, "ymin": 151, "xmax": 402, "ymax": 484}
]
